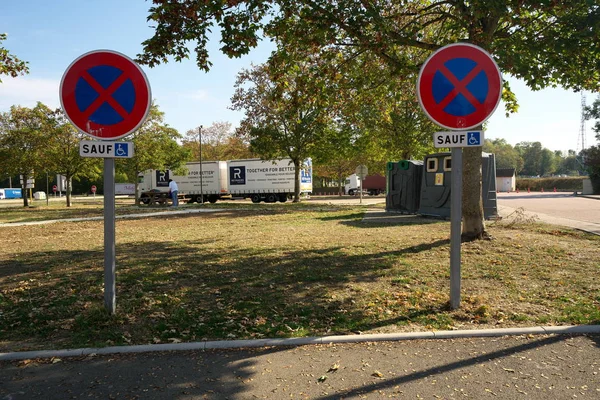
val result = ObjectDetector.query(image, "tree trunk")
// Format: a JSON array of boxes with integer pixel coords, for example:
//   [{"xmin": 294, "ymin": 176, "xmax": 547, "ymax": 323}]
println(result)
[
  {"xmin": 462, "ymin": 146, "xmax": 486, "ymax": 241},
  {"xmin": 293, "ymin": 159, "xmax": 300, "ymax": 202},
  {"xmin": 21, "ymin": 182, "xmax": 29, "ymax": 207},
  {"xmin": 66, "ymin": 176, "xmax": 72, "ymax": 207},
  {"xmin": 134, "ymin": 180, "xmax": 141, "ymax": 206}
]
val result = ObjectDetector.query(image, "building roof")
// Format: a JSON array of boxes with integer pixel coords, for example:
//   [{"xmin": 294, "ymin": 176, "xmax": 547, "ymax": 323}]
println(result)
[{"xmin": 496, "ymin": 168, "xmax": 516, "ymax": 178}]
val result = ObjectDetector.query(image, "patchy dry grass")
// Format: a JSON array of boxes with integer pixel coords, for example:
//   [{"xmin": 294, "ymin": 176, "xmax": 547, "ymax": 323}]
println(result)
[{"xmin": 0, "ymin": 204, "xmax": 599, "ymax": 352}]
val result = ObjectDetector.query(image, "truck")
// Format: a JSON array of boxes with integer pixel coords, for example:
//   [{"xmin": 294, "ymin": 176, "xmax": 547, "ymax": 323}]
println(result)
[
  {"xmin": 0, "ymin": 188, "xmax": 23, "ymax": 200},
  {"xmin": 115, "ymin": 183, "xmax": 135, "ymax": 196},
  {"xmin": 227, "ymin": 158, "xmax": 313, "ymax": 203},
  {"xmin": 138, "ymin": 161, "xmax": 228, "ymax": 204},
  {"xmin": 344, "ymin": 174, "xmax": 386, "ymax": 196}
]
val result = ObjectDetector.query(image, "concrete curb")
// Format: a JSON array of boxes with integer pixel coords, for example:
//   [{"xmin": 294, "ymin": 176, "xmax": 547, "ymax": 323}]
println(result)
[{"xmin": 2, "ymin": 325, "xmax": 599, "ymax": 362}]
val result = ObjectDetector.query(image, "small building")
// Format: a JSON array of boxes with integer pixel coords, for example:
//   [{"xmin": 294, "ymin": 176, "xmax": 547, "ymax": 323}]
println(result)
[{"xmin": 496, "ymin": 168, "xmax": 516, "ymax": 192}]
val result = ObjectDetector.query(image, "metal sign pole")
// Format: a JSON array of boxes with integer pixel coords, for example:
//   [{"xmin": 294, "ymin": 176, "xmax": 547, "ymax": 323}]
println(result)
[
  {"xmin": 359, "ymin": 177, "xmax": 363, "ymax": 204},
  {"xmin": 450, "ymin": 147, "xmax": 462, "ymax": 309},
  {"xmin": 199, "ymin": 126, "xmax": 204, "ymax": 204},
  {"xmin": 104, "ymin": 158, "xmax": 116, "ymax": 314}
]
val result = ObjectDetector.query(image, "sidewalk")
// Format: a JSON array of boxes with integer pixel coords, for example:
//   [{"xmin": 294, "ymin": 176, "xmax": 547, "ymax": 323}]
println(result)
[{"xmin": 2, "ymin": 332, "xmax": 599, "ymax": 399}]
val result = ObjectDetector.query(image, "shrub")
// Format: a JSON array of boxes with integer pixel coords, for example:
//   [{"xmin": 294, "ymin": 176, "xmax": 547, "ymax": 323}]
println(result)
[{"xmin": 516, "ymin": 177, "xmax": 585, "ymax": 192}]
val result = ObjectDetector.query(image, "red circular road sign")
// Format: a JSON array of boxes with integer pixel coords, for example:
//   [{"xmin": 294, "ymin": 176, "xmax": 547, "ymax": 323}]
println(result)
[
  {"xmin": 60, "ymin": 50, "xmax": 151, "ymax": 140},
  {"xmin": 91, "ymin": 185, "xmax": 97, "ymax": 193},
  {"xmin": 52, "ymin": 185, "xmax": 57, "ymax": 192},
  {"xmin": 417, "ymin": 43, "xmax": 502, "ymax": 131}
]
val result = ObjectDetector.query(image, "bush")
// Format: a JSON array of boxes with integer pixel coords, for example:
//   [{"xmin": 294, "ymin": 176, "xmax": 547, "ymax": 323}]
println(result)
[
  {"xmin": 591, "ymin": 174, "xmax": 600, "ymax": 194},
  {"xmin": 516, "ymin": 177, "xmax": 585, "ymax": 192}
]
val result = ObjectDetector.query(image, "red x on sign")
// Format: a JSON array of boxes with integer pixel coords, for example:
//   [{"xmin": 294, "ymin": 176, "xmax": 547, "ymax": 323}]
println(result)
[{"xmin": 60, "ymin": 50, "xmax": 151, "ymax": 140}]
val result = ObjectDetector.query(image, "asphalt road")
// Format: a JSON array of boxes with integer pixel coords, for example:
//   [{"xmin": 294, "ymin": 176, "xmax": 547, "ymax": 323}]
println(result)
[
  {"xmin": 1, "ymin": 334, "xmax": 599, "ymax": 399},
  {"xmin": 495, "ymin": 192, "xmax": 600, "ymax": 235}
]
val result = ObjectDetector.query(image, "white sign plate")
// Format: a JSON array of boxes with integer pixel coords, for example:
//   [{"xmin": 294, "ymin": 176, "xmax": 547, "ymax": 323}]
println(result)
[
  {"xmin": 79, "ymin": 141, "xmax": 134, "ymax": 158},
  {"xmin": 433, "ymin": 131, "xmax": 484, "ymax": 148}
]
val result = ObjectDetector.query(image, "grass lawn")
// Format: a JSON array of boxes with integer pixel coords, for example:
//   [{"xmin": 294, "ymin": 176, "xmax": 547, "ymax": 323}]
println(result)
[{"xmin": 1, "ymin": 202, "xmax": 599, "ymax": 352}]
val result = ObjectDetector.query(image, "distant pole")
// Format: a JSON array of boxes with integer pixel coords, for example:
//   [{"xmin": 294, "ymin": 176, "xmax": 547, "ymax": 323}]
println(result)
[
  {"xmin": 46, "ymin": 172, "xmax": 49, "ymax": 206},
  {"xmin": 359, "ymin": 177, "xmax": 363, "ymax": 204},
  {"xmin": 199, "ymin": 126, "xmax": 204, "ymax": 204}
]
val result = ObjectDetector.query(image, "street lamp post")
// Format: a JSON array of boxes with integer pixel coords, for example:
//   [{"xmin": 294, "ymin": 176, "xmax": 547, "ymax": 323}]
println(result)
[{"xmin": 199, "ymin": 126, "xmax": 204, "ymax": 204}]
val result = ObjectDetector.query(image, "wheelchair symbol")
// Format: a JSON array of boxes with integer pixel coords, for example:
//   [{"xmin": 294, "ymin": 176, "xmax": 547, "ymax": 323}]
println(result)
[
  {"xmin": 115, "ymin": 144, "xmax": 127, "ymax": 156},
  {"xmin": 468, "ymin": 132, "xmax": 480, "ymax": 145}
]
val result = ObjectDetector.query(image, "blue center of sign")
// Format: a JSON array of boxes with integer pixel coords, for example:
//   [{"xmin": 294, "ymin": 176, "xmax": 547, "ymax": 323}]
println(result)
[
  {"xmin": 432, "ymin": 58, "xmax": 488, "ymax": 116},
  {"xmin": 74, "ymin": 65, "xmax": 135, "ymax": 125}
]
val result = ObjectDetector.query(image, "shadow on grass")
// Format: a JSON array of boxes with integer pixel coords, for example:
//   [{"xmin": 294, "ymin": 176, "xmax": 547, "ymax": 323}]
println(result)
[{"xmin": 0, "ymin": 235, "xmax": 450, "ymax": 350}]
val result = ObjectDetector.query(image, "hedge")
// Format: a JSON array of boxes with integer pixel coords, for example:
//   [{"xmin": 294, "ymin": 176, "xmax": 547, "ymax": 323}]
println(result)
[{"xmin": 516, "ymin": 177, "xmax": 585, "ymax": 192}]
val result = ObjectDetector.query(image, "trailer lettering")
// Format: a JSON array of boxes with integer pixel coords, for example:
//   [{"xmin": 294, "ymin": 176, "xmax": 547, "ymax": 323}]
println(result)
[{"xmin": 232, "ymin": 168, "xmax": 242, "ymax": 179}]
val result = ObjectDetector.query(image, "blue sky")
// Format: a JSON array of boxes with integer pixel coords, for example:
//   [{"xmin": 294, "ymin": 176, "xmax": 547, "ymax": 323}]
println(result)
[{"xmin": 1, "ymin": 0, "xmax": 596, "ymax": 153}]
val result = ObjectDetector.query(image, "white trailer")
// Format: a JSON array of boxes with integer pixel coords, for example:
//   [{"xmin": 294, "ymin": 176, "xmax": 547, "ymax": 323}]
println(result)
[
  {"xmin": 138, "ymin": 161, "xmax": 228, "ymax": 204},
  {"xmin": 115, "ymin": 183, "xmax": 135, "ymax": 195},
  {"xmin": 227, "ymin": 158, "xmax": 313, "ymax": 203}
]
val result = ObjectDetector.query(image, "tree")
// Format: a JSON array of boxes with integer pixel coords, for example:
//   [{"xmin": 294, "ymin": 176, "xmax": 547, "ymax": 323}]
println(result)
[
  {"xmin": 116, "ymin": 104, "xmax": 189, "ymax": 204},
  {"xmin": 44, "ymin": 110, "xmax": 102, "ymax": 207},
  {"xmin": 1, "ymin": 33, "xmax": 28, "ymax": 82},
  {"xmin": 539, "ymin": 148, "xmax": 557, "ymax": 177},
  {"xmin": 584, "ymin": 95, "xmax": 600, "ymax": 193},
  {"xmin": 230, "ymin": 62, "xmax": 332, "ymax": 201},
  {"xmin": 327, "ymin": 49, "xmax": 439, "ymax": 166},
  {"xmin": 516, "ymin": 142, "xmax": 544, "ymax": 177},
  {"xmin": 311, "ymin": 124, "xmax": 363, "ymax": 195},
  {"xmin": 483, "ymin": 138, "xmax": 522, "ymax": 172},
  {"xmin": 181, "ymin": 121, "xmax": 254, "ymax": 162},
  {"xmin": 555, "ymin": 150, "xmax": 581, "ymax": 176},
  {"xmin": 0, "ymin": 103, "xmax": 54, "ymax": 206},
  {"xmin": 139, "ymin": 0, "xmax": 600, "ymax": 240}
]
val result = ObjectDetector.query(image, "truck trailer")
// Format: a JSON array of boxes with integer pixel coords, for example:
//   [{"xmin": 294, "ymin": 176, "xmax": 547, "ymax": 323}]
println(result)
[
  {"xmin": 345, "ymin": 174, "xmax": 386, "ymax": 196},
  {"xmin": 138, "ymin": 161, "xmax": 228, "ymax": 204},
  {"xmin": 138, "ymin": 158, "xmax": 312, "ymax": 205},
  {"xmin": 0, "ymin": 188, "xmax": 22, "ymax": 200},
  {"xmin": 227, "ymin": 158, "xmax": 313, "ymax": 203}
]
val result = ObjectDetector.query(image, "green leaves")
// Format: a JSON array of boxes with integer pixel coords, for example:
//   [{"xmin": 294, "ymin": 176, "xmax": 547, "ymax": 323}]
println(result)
[{"xmin": 0, "ymin": 33, "xmax": 29, "ymax": 82}]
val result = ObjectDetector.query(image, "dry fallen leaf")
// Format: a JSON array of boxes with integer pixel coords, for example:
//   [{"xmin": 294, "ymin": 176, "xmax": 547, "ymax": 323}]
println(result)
[
  {"xmin": 372, "ymin": 370, "xmax": 384, "ymax": 378},
  {"xmin": 328, "ymin": 363, "xmax": 340, "ymax": 373}
]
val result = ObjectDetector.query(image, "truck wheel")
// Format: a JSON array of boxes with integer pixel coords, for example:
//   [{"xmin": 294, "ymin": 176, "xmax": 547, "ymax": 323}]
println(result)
[
  {"xmin": 140, "ymin": 197, "xmax": 149, "ymax": 205},
  {"xmin": 266, "ymin": 194, "xmax": 277, "ymax": 203},
  {"xmin": 251, "ymin": 194, "xmax": 261, "ymax": 203},
  {"xmin": 208, "ymin": 195, "xmax": 218, "ymax": 203},
  {"xmin": 348, "ymin": 189, "xmax": 355, "ymax": 196},
  {"xmin": 279, "ymin": 194, "xmax": 288, "ymax": 203}
]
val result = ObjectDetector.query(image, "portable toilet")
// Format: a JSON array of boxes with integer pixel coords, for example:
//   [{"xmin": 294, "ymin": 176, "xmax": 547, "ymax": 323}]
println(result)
[
  {"xmin": 418, "ymin": 152, "xmax": 498, "ymax": 219},
  {"xmin": 482, "ymin": 152, "xmax": 498, "ymax": 220},
  {"xmin": 418, "ymin": 153, "xmax": 453, "ymax": 218},
  {"xmin": 386, "ymin": 160, "xmax": 423, "ymax": 213}
]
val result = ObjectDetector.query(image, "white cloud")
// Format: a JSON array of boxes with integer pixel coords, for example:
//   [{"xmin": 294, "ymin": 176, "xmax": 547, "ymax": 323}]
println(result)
[{"xmin": 0, "ymin": 77, "xmax": 60, "ymax": 110}]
